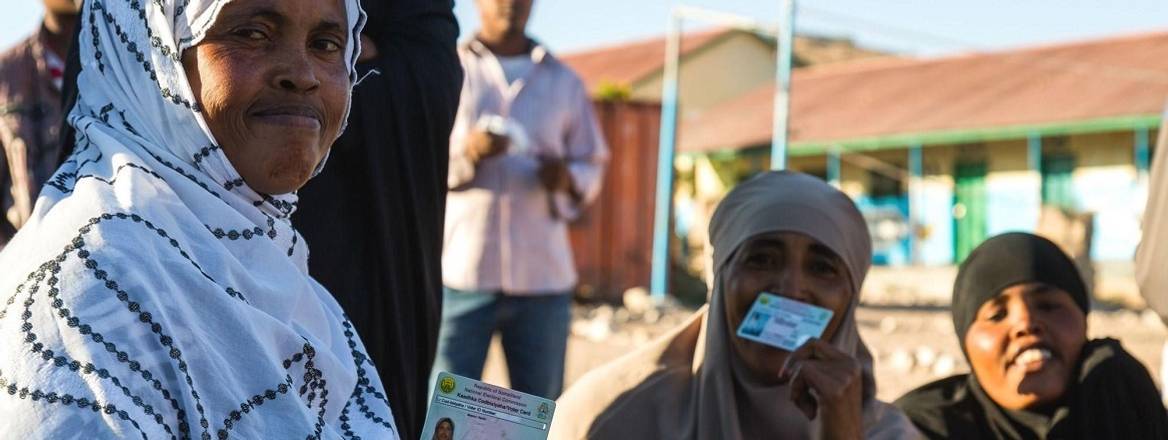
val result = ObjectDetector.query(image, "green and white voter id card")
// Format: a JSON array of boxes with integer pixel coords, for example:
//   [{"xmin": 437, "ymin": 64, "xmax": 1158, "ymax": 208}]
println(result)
[
  {"xmin": 421, "ymin": 372, "xmax": 556, "ymax": 440},
  {"xmin": 736, "ymin": 292, "xmax": 833, "ymax": 352}
]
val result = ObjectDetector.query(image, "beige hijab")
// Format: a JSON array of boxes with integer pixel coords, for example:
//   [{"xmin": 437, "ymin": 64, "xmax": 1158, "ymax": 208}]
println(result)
[{"xmin": 551, "ymin": 171, "xmax": 919, "ymax": 439}]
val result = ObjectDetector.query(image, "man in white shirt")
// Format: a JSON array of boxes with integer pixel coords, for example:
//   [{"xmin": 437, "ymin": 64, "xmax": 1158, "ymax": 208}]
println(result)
[{"xmin": 434, "ymin": 0, "xmax": 609, "ymax": 399}]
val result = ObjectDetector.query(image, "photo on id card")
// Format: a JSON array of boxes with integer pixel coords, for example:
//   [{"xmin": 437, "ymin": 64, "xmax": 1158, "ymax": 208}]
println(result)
[
  {"xmin": 421, "ymin": 372, "xmax": 556, "ymax": 440},
  {"xmin": 735, "ymin": 292, "xmax": 833, "ymax": 352}
]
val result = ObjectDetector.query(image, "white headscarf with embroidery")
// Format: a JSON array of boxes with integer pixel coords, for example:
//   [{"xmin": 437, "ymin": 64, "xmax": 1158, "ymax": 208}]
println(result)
[{"xmin": 0, "ymin": 0, "xmax": 401, "ymax": 438}]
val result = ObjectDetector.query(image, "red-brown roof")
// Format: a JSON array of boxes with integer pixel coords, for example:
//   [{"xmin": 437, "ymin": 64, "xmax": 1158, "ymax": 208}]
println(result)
[
  {"xmin": 680, "ymin": 31, "xmax": 1168, "ymax": 153},
  {"xmin": 560, "ymin": 28, "xmax": 733, "ymax": 93}
]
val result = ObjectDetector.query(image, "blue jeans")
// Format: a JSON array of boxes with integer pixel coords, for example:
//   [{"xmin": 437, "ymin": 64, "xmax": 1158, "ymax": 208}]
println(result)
[{"xmin": 431, "ymin": 287, "xmax": 572, "ymax": 399}]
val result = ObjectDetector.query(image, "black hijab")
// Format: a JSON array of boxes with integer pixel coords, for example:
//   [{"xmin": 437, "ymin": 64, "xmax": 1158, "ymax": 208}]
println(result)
[
  {"xmin": 895, "ymin": 233, "xmax": 1168, "ymax": 439},
  {"xmin": 951, "ymin": 233, "xmax": 1090, "ymax": 349}
]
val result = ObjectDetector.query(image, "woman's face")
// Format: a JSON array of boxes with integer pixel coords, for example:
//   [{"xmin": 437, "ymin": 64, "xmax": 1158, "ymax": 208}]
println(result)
[
  {"xmin": 436, "ymin": 420, "xmax": 453, "ymax": 440},
  {"xmin": 183, "ymin": 0, "xmax": 351, "ymax": 194},
  {"xmin": 964, "ymin": 283, "xmax": 1087, "ymax": 410},
  {"xmin": 722, "ymin": 231, "xmax": 854, "ymax": 382}
]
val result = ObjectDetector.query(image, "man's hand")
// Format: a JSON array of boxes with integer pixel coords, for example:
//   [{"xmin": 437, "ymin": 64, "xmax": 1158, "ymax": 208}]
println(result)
[
  {"xmin": 537, "ymin": 158, "xmax": 572, "ymax": 193},
  {"xmin": 465, "ymin": 129, "xmax": 509, "ymax": 164}
]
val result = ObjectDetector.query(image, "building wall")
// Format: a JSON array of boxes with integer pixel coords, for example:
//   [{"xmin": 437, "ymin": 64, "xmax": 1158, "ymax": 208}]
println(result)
[
  {"xmin": 633, "ymin": 32, "xmax": 777, "ymax": 119},
  {"xmin": 676, "ymin": 129, "xmax": 1149, "ymax": 269},
  {"xmin": 983, "ymin": 140, "xmax": 1042, "ymax": 237},
  {"xmin": 918, "ymin": 146, "xmax": 957, "ymax": 266},
  {"xmin": 1067, "ymin": 132, "xmax": 1144, "ymax": 261}
]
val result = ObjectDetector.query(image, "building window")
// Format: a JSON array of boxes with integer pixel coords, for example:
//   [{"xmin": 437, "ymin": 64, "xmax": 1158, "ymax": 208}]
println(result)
[
  {"xmin": 1041, "ymin": 154, "xmax": 1076, "ymax": 210},
  {"xmin": 868, "ymin": 170, "xmax": 904, "ymax": 198},
  {"xmin": 803, "ymin": 167, "xmax": 828, "ymax": 181}
]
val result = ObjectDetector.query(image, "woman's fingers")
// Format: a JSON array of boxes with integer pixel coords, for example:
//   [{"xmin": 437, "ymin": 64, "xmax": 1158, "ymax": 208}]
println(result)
[
  {"xmin": 778, "ymin": 339, "xmax": 816, "ymax": 383},
  {"xmin": 788, "ymin": 366, "xmax": 818, "ymax": 419},
  {"xmin": 797, "ymin": 360, "xmax": 855, "ymax": 403},
  {"xmin": 782, "ymin": 339, "xmax": 862, "ymax": 422},
  {"xmin": 778, "ymin": 338, "xmax": 845, "ymax": 383}
]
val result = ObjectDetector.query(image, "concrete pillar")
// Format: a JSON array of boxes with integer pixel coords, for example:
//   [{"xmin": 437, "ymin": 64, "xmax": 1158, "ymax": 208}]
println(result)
[
  {"xmin": 827, "ymin": 146, "xmax": 841, "ymax": 187},
  {"xmin": 908, "ymin": 144, "xmax": 923, "ymax": 265}
]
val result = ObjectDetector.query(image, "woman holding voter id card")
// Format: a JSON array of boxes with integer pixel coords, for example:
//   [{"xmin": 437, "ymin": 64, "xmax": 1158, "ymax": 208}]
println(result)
[
  {"xmin": 552, "ymin": 171, "xmax": 918, "ymax": 439},
  {"xmin": 894, "ymin": 233, "xmax": 1168, "ymax": 439}
]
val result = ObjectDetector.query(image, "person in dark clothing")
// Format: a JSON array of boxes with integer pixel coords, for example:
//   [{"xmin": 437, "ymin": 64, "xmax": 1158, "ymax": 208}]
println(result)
[
  {"xmin": 1, "ymin": 0, "xmax": 81, "ymax": 249},
  {"xmin": 895, "ymin": 232, "xmax": 1168, "ymax": 440},
  {"xmin": 293, "ymin": 1, "xmax": 462, "ymax": 439}
]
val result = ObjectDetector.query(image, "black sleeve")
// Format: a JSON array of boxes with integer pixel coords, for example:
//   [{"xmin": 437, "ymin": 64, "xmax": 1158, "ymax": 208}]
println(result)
[
  {"xmin": 56, "ymin": 15, "xmax": 83, "ymax": 164},
  {"xmin": 0, "ymin": 136, "xmax": 15, "ymax": 247},
  {"xmin": 360, "ymin": 0, "xmax": 463, "ymax": 209}
]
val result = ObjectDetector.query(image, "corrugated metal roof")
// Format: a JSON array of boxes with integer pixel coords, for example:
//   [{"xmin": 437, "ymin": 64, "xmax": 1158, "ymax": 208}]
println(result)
[
  {"xmin": 559, "ymin": 28, "xmax": 733, "ymax": 94},
  {"xmin": 679, "ymin": 31, "xmax": 1168, "ymax": 154}
]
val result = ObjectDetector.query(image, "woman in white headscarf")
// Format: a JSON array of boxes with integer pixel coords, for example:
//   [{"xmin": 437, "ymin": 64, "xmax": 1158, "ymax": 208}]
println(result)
[
  {"xmin": 551, "ymin": 171, "xmax": 919, "ymax": 439},
  {"xmin": 0, "ymin": 0, "xmax": 400, "ymax": 438}
]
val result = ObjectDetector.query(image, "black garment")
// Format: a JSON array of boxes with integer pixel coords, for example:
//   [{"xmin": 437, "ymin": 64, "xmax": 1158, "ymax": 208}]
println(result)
[
  {"xmin": 895, "ymin": 338, "xmax": 1168, "ymax": 440},
  {"xmin": 293, "ymin": 1, "xmax": 462, "ymax": 439},
  {"xmin": 952, "ymin": 232, "xmax": 1090, "ymax": 346}
]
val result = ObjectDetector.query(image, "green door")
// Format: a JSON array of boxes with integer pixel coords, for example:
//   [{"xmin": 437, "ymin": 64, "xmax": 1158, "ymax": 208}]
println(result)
[
  {"xmin": 953, "ymin": 163, "xmax": 988, "ymax": 263},
  {"xmin": 1041, "ymin": 155, "xmax": 1076, "ymax": 210}
]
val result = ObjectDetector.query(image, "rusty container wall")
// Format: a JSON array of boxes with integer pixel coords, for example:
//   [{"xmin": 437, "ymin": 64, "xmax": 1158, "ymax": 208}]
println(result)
[{"xmin": 569, "ymin": 101, "xmax": 662, "ymax": 303}]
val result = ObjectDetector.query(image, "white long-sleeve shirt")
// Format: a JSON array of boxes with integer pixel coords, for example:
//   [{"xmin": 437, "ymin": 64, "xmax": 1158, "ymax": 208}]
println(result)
[
  {"xmin": 1136, "ymin": 105, "xmax": 1168, "ymax": 325},
  {"xmin": 443, "ymin": 40, "xmax": 609, "ymax": 294}
]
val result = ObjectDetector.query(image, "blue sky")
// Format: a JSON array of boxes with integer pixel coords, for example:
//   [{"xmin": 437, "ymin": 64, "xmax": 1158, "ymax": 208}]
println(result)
[{"xmin": 4, "ymin": 1, "xmax": 1168, "ymax": 57}]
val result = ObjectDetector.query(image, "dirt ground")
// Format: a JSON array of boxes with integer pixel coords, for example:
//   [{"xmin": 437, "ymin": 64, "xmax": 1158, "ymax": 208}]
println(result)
[{"xmin": 481, "ymin": 301, "xmax": 1167, "ymax": 403}]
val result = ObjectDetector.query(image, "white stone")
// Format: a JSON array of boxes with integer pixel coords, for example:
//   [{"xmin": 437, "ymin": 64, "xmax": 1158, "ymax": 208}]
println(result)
[
  {"xmin": 914, "ymin": 346, "xmax": 937, "ymax": 369},
  {"xmin": 583, "ymin": 318, "xmax": 611, "ymax": 342},
  {"xmin": 570, "ymin": 321, "xmax": 592, "ymax": 338},
  {"xmin": 880, "ymin": 317, "xmax": 898, "ymax": 334},
  {"xmin": 932, "ymin": 354, "xmax": 957, "ymax": 377},
  {"xmin": 643, "ymin": 308, "xmax": 661, "ymax": 324},
  {"xmin": 614, "ymin": 307, "xmax": 631, "ymax": 325},
  {"xmin": 591, "ymin": 305, "xmax": 614, "ymax": 322},
  {"xmin": 887, "ymin": 349, "xmax": 915, "ymax": 373},
  {"xmin": 1142, "ymin": 309, "xmax": 1165, "ymax": 329},
  {"xmin": 623, "ymin": 287, "xmax": 653, "ymax": 314}
]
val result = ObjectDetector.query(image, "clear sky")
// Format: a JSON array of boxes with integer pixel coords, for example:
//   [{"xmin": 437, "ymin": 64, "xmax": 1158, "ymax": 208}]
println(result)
[{"xmin": 4, "ymin": 1, "xmax": 1168, "ymax": 57}]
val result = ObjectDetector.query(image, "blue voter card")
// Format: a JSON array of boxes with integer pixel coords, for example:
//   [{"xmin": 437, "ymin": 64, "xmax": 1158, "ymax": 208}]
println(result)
[{"xmin": 736, "ymin": 292, "xmax": 833, "ymax": 351}]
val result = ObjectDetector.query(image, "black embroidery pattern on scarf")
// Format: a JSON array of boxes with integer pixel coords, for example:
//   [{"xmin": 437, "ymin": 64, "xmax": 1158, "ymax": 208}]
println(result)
[
  {"xmin": 88, "ymin": 1, "xmax": 202, "ymax": 111},
  {"xmin": 216, "ymin": 342, "xmax": 326, "ymax": 439},
  {"xmin": 252, "ymin": 194, "xmax": 296, "ymax": 219},
  {"xmin": 45, "ymin": 161, "xmax": 163, "ymax": 195},
  {"xmin": 223, "ymin": 178, "xmax": 246, "ymax": 191},
  {"xmin": 10, "ymin": 265, "xmax": 185, "ymax": 440},
  {"xmin": 1, "ymin": 217, "xmax": 224, "ymax": 439},
  {"xmin": 140, "ymin": 145, "xmax": 224, "ymax": 200},
  {"xmin": 206, "ymin": 215, "xmax": 279, "ymax": 245},
  {"xmin": 0, "ymin": 211, "xmax": 383, "ymax": 436},
  {"xmin": 49, "ymin": 136, "xmax": 286, "ymax": 248},
  {"xmin": 192, "ymin": 145, "xmax": 220, "ymax": 167},
  {"xmin": 206, "ymin": 224, "xmax": 265, "ymax": 242},
  {"xmin": 339, "ymin": 319, "xmax": 396, "ymax": 432},
  {"xmin": 0, "ymin": 374, "xmax": 150, "ymax": 440}
]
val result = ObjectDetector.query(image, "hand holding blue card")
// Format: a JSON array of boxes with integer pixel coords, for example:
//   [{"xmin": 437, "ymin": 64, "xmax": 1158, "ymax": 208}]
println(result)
[{"xmin": 736, "ymin": 292, "xmax": 834, "ymax": 351}]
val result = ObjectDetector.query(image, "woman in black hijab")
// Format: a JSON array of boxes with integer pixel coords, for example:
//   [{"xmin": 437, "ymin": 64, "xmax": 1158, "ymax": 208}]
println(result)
[
  {"xmin": 293, "ymin": 1, "xmax": 462, "ymax": 439},
  {"xmin": 895, "ymin": 232, "xmax": 1168, "ymax": 439}
]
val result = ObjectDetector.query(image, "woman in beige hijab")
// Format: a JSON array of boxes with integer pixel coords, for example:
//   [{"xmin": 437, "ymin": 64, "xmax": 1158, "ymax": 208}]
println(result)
[{"xmin": 552, "ymin": 171, "xmax": 919, "ymax": 439}]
